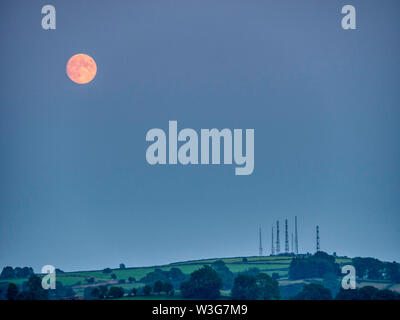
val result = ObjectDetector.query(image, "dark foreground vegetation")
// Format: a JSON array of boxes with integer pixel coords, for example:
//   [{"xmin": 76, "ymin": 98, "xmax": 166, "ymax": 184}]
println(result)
[{"xmin": 1, "ymin": 252, "xmax": 399, "ymax": 300}]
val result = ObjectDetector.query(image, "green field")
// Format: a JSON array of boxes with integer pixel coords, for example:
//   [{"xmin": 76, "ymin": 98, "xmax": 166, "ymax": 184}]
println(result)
[{"xmin": 54, "ymin": 256, "xmax": 296, "ymax": 288}]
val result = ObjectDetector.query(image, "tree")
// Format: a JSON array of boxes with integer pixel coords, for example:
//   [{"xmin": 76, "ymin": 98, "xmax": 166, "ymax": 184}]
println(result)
[
  {"xmin": 212, "ymin": 260, "xmax": 234, "ymax": 290},
  {"xmin": 131, "ymin": 288, "xmax": 138, "ymax": 296},
  {"xmin": 169, "ymin": 267, "xmax": 186, "ymax": 282},
  {"xmin": 335, "ymin": 288, "xmax": 359, "ymax": 300},
  {"xmin": 335, "ymin": 287, "xmax": 399, "ymax": 300},
  {"xmin": 111, "ymin": 273, "xmax": 117, "ymax": 280},
  {"xmin": 84, "ymin": 286, "xmax": 107, "ymax": 300},
  {"xmin": 140, "ymin": 269, "xmax": 169, "ymax": 284},
  {"xmin": 358, "ymin": 286, "xmax": 379, "ymax": 300},
  {"xmin": 180, "ymin": 265, "xmax": 222, "ymax": 299},
  {"xmin": 50, "ymin": 281, "xmax": 75, "ymax": 299},
  {"xmin": 16, "ymin": 291, "xmax": 35, "ymax": 300},
  {"xmin": 241, "ymin": 268, "xmax": 260, "ymax": 277},
  {"xmin": 353, "ymin": 257, "xmax": 384, "ymax": 280},
  {"xmin": 374, "ymin": 289, "xmax": 399, "ymax": 300},
  {"xmin": 289, "ymin": 252, "xmax": 340, "ymax": 280},
  {"xmin": 242, "ymin": 257, "xmax": 248, "ymax": 263},
  {"xmin": 293, "ymin": 283, "xmax": 332, "ymax": 300},
  {"xmin": 385, "ymin": 262, "xmax": 400, "ymax": 283},
  {"xmin": 28, "ymin": 275, "xmax": 49, "ymax": 299},
  {"xmin": 255, "ymin": 273, "xmax": 280, "ymax": 300},
  {"xmin": 153, "ymin": 280, "xmax": 164, "ymax": 295},
  {"xmin": 1, "ymin": 266, "xmax": 16, "ymax": 279},
  {"xmin": 103, "ymin": 268, "xmax": 112, "ymax": 274},
  {"xmin": 163, "ymin": 282, "xmax": 174, "ymax": 296},
  {"xmin": 6, "ymin": 283, "xmax": 19, "ymax": 300},
  {"xmin": 231, "ymin": 274, "xmax": 259, "ymax": 300},
  {"xmin": 16, "ymin": 275, "xmax": 49, "ymax": 300},
  {"xmin": 322, "ymin": 272, "xmax": 340, "ymax": 297},
  {"xmin": 89, "ymin": 287, "xmax": 101, "ymax": 300},
  {"xmin": 272, "ymin": 272, "xmax": 280, "ymax": 280},
  {"xmin": 1, "ymin": 266, "xmax": 34, "ymax": 279},
  {"xmin": 108, "ymin": 286, "xmax": 124, "ymax": 299},
  {"xmin": 86, "ymin": 277, "xmax": 95, "ymax": 284},
  {"xmin": 128, "ymin": 277, "xmax": 136, "ymax": 283},
  {"xmin": 119, "ymin": 263, "xmax": 126, "ymax": 269},
  {"xmin": 15, "ymin": 267, "xmax": 34, "ymax": 278},
  {"xmin": 143, "ymin": 285, "xmax": 152, "ymax": 296},
  {"xmin": 231, "ymin": 273, "xmax": 280, "ymax": 300},
  {"xmin": 140, "ymin": 267, "xmax": 187, "ymax": 289},
  {"xmin": 98, "ymin": 286, "xmax": 108, "ymax": 299}
]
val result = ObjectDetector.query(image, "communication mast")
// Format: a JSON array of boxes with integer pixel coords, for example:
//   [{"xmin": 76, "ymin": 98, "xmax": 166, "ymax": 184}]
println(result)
[
  {"xmin": 285, "ymin": 219, "xmax": 289, "ymax": 253},
  {"xmin": 291, "ymin": 232, "xmax": 294, "ymax": 253},
  {"xmin": 295, "ymin": 216, "xmax": 299, "ymax": 255},
  {"xmin": 271, "ymin": 226, "xmax": 275, "ymax": 255},
  {"xmin": 276, "ymin": 221, "xmax": 280, "ymax": 254}
]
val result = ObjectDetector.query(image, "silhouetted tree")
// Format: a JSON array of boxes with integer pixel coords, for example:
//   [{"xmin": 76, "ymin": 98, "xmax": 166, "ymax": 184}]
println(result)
[
  {"xmin": 358, "ymin": 286, "xmax": 379, "ymax": 300},
  {"xmin": 85, "ymin": 277, "xmax": 95, "ymax": 284},
  {"xmin": 180, "ymin": 266, "xmax": 222, "ymax": 299},
  {"xmin": 353, "ymin": 257, "xmax": 384, "ymax": 280},
  {"xmin": 231, "ymin": 274, "xmax": 258, "ymax": 300},
  {"xmin": 212, "ymin": 260, "xmax": 234, "ymax": 290},
  {"xmin": 335, "ymin": 287, "xmax": 399, "ymax": 300},
  {"xmin": 374, "ymin": 289, "xmax": 399, "ymax": 300},
  {"xmin": 153, "ymin": 280, "xmax": 164, "ymax": 295},
  {"xmin": 98, "ymin": 286, "xmax": 108, "ymax": 299},
  {"xmin": 163, "ymin": 282, "xmax": 174, "ymax": 295},
  {"xmin": 272, "ymin": 272, "xmax": 280, "ymax": 280},
  {"xmin": 385, "ymin": 262, "xmax": 400, "ymax": 283},
  {"xmin": 108, "ymin": 286, "xmax": 124, "ymax": 299},
  {"xmin": 322, "ymin": 272, "xmax": 340, "ymax": 297},
  {"xmin": 241, "ymin": 268, "xmax": 261, "ymax": 277},
  {"xmin": 6, "ymin": 283, "xmax": 19, "ymax": 300},
  {"xmin": 335, "ymin": 288, "xmax": 359, "ymax": 300},
  {"xmin": 143, "ymin": 285, "xmax": 152, "ymax": 296},
  {"xmin": 0, "ymin": 266, "xmax": 15, "ymax": 279},
  {"xmin": 128, "ymin": 277, "xmax": 136, "ymax": 283},
  {"xmin": 292, "ymin": 283, "xmax": 332, "ymax": 300},
  {"xmin": 255, "ymin": 273, "xmax": 280, "ymax": 300},
  {"xmin": 16, "ymin": 275, "xmax": 48, "ymax": 300},
  {"xmin": 231, "ymin": 273, "xmax": 279, "ymax": 300},
  {"xmin": 289, "ymin": 252, "xmax": 340, "ymax": 280}
]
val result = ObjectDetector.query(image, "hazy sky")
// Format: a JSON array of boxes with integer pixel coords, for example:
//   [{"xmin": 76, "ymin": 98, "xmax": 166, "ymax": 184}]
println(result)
[{"xmin": 1, "ymin": 0, "xmax": 399, "ymax": 272}]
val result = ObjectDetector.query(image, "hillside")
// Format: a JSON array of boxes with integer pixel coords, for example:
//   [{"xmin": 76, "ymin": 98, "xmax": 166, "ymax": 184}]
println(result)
[
  {"xmin": 0, "ymin": 255, "xmax": 354, "ymax": 299},
  {"xmin": 4, "ymin": 254, "xmax": 399, "ymax": 299}
]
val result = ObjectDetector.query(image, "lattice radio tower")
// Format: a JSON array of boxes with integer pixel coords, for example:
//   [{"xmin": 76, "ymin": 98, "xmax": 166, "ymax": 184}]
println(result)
[
  {"xmin": 271, "ymin": 226, "xmax": 275, "ymax": 255},
  {"xmin": 316, "ymin": 225, "xmax": 320, "ymax": 252},
  {"xmin": 291, "ymin": 232, "xmax": 294, "ymax": 253},
  {"xmin": 285, "ymin": 219, "xmax": 289, "ymax": 253},
  {"xmin": 295, "ymin": 216, "xmax": 299, "ymax": 255},
  {"xmin": 276, "ymin": 221, "xmax": 280, "ymax": 254},
  {"xmin": 259, "ymin": 227, "xmax": 263, "ymax": 256}
]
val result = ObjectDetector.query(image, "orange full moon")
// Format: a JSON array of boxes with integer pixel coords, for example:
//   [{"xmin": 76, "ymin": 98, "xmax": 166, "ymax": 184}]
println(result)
[{"xmin": 66, "ymin": 54, "xmax": 97, "ymax": 84}]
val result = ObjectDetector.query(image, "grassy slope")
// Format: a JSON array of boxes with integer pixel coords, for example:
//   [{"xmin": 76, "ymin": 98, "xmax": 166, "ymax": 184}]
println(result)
[{"xmin": 57, "ymin": 256, "xmax": 296, "ymax": 287}]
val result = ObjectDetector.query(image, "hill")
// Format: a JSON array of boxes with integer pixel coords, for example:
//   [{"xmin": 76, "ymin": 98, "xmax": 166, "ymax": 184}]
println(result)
[{"xmin": 0, "ymin": 255, "xmax": 354, "ymax": 299}]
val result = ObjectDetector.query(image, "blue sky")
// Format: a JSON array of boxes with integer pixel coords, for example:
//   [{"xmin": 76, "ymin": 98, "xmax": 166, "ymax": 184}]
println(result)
[{"xmin": 1, "ymin": 0, "xmax": 399, "ymax": 272}]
